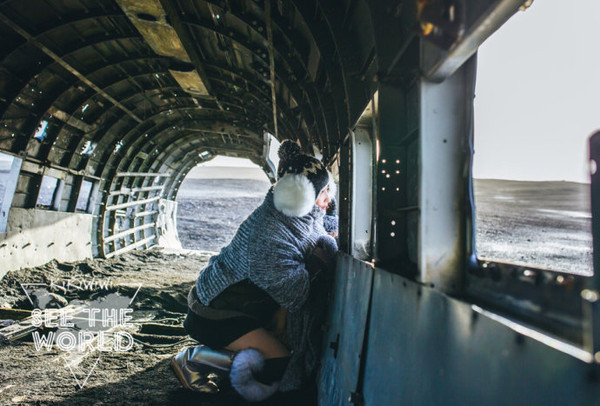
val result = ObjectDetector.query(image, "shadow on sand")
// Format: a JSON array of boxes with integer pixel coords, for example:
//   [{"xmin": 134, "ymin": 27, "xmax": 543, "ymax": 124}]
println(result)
[{"xmin": 48, "ymin": 357, "xmax": 317, "ymax": 406}]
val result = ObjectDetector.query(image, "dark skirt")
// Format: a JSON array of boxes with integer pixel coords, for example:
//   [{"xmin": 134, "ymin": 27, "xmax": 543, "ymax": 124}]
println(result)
[{"xmin": 184, "ymin": 281, "xmax": 280, "ymax": 348}]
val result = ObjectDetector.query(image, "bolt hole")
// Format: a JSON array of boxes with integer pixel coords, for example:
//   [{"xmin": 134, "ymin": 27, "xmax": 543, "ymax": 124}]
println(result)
[
  {"xmin": 169, "ymin": 59, "xmax": 195, "ymax": 72},
  {"xmin": 136, "ymin": 13, "xmax": 158, "ymax": 22},
  {"xmin": 515, "ymin": 333, "xmax": 525, "ymax": 345}
]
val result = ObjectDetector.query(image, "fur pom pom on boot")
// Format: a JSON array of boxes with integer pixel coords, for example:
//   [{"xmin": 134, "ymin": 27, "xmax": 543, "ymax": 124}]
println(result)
[{"xmin": 230, "ymin": 348, "xmax": 280, "ymax": 402}]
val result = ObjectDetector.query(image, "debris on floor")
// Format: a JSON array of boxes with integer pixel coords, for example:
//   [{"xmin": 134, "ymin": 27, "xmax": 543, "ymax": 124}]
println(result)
[
  {"xmin": 0, "ymin": 248, "xmax": 317, "ymax": 405},
  {"xmin": 0, "ymin": 248, "xmax": 212, "ymax": 405}
]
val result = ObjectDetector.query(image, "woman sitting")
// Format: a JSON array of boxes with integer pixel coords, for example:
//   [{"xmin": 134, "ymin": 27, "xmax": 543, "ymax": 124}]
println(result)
[{"xmin": 171, "ymin": 140, "xmax": 338, "ymax": 401}]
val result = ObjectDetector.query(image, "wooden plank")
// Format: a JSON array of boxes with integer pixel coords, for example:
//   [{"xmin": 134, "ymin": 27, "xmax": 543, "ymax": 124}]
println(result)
[
  {"xmin": 0, "ymin": 308, "xmax": 31, "ymax": 321},
  {"xmin": 0, "ymin": 305, "xmax": 85, "ymax": 342},
  {"xmin": 138, "ymin": 322, "xmax": 186, "ymax": 336}
]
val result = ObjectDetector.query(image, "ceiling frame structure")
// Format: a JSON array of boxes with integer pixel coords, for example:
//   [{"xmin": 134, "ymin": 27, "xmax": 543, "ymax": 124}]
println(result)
[{"xmin": 0, "ymin": 0, "xmax": 389, "ymax": 256}]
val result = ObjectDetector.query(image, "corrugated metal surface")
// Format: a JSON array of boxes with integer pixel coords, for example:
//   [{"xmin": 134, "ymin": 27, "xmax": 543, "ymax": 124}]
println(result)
[{"xmin": 360, "ymin": 266, "xmax": 600, "ymax": 405}]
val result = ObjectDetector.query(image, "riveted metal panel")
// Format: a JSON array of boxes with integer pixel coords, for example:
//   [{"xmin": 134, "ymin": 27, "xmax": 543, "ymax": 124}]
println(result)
[
  {"xmin": 361, "ymin": 268, "xmax": 600, "ymax": 405},
  {"xmin": 419, "ymin": 55, "xmax": 475, "ymax": 294},
  {"xmin": 319, "ymin": 253, "xmax": 374, "ymax": 406}
]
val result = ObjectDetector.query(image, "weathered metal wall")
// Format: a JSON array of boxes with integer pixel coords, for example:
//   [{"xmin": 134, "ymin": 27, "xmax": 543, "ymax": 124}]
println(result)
[
  {"xmin": 319, "ymin": 253, "xmax": 373, "ymax": 404},
  {"xmin": 0, "ymin": 209, "xmax": 93, "ymax": 278},
  {"xmin": 320, "ymin": 254, "xmax": 600, "ymax": 405}
]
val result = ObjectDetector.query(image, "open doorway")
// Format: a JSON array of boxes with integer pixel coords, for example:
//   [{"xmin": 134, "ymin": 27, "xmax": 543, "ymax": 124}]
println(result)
[{"xmin": 176, "ymin": 156, "xmax": 270, "ymax": 252}]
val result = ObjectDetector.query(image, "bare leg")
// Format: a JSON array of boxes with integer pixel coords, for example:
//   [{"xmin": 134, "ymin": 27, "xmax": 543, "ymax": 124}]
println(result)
[{"xmin": 225, "ymin": 328, "xmax": 290, "ymax": 359}]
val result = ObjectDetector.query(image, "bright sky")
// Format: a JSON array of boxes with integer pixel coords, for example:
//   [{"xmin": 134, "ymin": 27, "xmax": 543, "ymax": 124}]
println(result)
[
  {"xmin": 197, "ymin": 156, "xmax": 256, "ymax": 167},
  {"xmin": 186, "ymin": 155, "xmax": 268, "ymax": 180},
  {"xmin": 473, "ymin": 0, "xmax": 600, "ymax": 183}
]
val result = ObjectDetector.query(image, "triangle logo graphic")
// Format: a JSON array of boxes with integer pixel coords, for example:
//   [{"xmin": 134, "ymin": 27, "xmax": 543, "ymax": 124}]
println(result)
[{"xmin": 63, "ymin": 355, "xmax": 101, "ymax": 390}]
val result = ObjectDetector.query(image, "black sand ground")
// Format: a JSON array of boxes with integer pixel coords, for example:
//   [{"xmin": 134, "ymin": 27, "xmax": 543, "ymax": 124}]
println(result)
[
  {"xmin": 0, "ymin": 249, "xmax": 210, "ymax": 405},
  {"xmin": 474, "ymin": 179, "xmax": 592, "ymax": 275},
  {"xmin": 176, "ymin": 178, "xmax": 270, "ymax": 252},
  {"xmin": 0, "ymin": 250, "xmax": 314, "ymax": 405}
]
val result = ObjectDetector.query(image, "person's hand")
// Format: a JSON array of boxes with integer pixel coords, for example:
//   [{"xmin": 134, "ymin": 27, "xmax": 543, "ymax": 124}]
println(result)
[
  {"xmin": 311, "ymin": 235, "xmax": 338, "ymax": 270},
  {"xmin": 306, "ymin": 235, "xmax": 338, "ymax": 282},
  {"xmin": 312, "ymin": 246, "xmax": 333, "ymax": 268},
  {"xmin": 326, "ymin": 198, "xmax": 337, "ymax": 216},
  {"xmin": 316, "ymin": 235, "xmax": 337, "ymax": 257}
]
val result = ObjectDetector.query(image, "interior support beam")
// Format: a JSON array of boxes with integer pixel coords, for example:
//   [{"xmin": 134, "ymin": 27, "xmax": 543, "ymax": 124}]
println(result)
[
  {"xmin": 418, "ymin": 55, "xmax": 477, "ymax": 294},
  {"xmin": 157, "ymin": 0, "xmax": 214, "ymax": 96},
  {"xmin": 0, "ymin": 12, "xmax": 143, "ymax": 124},
  {"xmin": 115, "ymin": 0, "xmax": 211, "ymax": 97},
  {"xmin": 265, "ymin": 0, "xmax": 279, "ymax": 140},
  {"xmin": 422, "ymin": 0, "xmax": 529, "ymax": 81}
]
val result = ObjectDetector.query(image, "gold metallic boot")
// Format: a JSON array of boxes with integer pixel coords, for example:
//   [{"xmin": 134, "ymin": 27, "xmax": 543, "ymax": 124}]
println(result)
[{"xmin": 171, "ymin": 345, "xmax": 235, "ymax": 393}]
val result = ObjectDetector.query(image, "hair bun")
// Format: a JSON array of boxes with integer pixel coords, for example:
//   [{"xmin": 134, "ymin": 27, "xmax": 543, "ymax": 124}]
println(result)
[{"xmin": 278, "ymin": 140, "xmax": 301, "ymax": 162}]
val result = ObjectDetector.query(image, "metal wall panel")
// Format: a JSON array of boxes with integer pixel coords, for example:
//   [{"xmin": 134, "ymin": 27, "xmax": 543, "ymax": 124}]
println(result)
[
  {"xmin": 361, "ymin": 266, "xmax": 600, "ymax": 405},
  {"xmin": 418, "ymin": 55, "xmax": 476, "ymax": 294},
  {"xmin": 319, "ymin": 253, "xmax": 374, "ymax": 405}
]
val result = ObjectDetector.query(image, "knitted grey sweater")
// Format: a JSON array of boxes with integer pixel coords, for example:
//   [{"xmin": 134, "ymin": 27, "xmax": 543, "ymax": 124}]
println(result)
[
  {"xmin": 195, "ymin": 187, "xmax": 326, "ymax": 312},
  {"xmin": 194, "ymin": 187, "xmax": 336, "ymax": 391}
]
